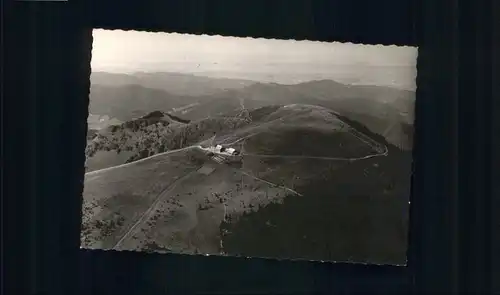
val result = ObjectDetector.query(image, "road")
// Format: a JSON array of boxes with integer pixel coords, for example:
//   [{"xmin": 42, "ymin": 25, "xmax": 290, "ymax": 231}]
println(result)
[
  {"xmin": 217, "ymin": 109, "xmax": 389, "ymax": 160},
  {"xmin": 87, "ymin": 103, "xmax": 388, "ymax": 176},
  {"xmin": 112, "ymin": 167, "xmax": 202, "ymax": 249},
  {"xmin": 240, "ymin": 152, "xmax": 386, "ymax": 162},
  {"xmin": 85, "ymin": 105, "xmax": 393, "ymax": 249},
  {"xmin": 87, "ymin": 108, "xmax": 388, "ymax": 182},
  {"xmin": 109, "ymin": 163, "xmax": 302, "ymax": 249},
  {"xmin": 85, "ymin": 145, "xmax": 198, "ymax": 178},
  {"xmin": 223, "ymin": 117, "xmax": 389, "ymax": 163},
  {"xmin": 346, "ymin": 126, "xmax": 388, "ymax": 155}
]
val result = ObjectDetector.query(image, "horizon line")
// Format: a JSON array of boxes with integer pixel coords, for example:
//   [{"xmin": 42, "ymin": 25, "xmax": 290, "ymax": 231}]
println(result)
[{"xmin": 90, "ymin": 71, "xmax": 416, "ymax": 91}]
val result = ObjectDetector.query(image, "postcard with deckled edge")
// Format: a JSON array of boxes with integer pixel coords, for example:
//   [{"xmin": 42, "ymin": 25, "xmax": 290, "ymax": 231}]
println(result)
[{"xmin": 81, "ymin": 29, "xmax": 416, "ymax": 265}]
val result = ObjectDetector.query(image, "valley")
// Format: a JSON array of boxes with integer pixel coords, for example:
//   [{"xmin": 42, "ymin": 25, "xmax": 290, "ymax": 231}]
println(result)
[{"xmin": 82, "ymin": 72, "xmax": 414, "ymax": 264}]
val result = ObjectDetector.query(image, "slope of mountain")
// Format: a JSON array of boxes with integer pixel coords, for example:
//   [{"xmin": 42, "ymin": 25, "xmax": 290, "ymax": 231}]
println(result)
[
  {"xmin": 81, "ymin": 104, "xmax": 410, "ymax": 264},
  {"xmin": 220, "ymin": 114, "xmax": 412, "ymax": 265},
  {"xmin": 89, "ymin": 84, "xmax": 205, "ymax": 122},
  {"xmin": 222, "ymin": 81, "xmax": 415, "ymax": 150},
  {"xmin": 89, "ymin": 73, "xmax": 415, "ymax": 150},
  {"xmin": 85, "ymin": 111, "xmax": 188, "ymax": 172},
  {"xmin": 85, "ymin": 110, "xmax": 250, "ymax": 172},
  {"xmin": 85, "ymin": 104, "xmax": 381, "ymax": 172},
  {"xmin": 91, "ymin": 72, "xmax": 255, "ymax": 96},
  {"xmin": 220, "ymin": 143, "xmax": 411, "ymax": 265}
]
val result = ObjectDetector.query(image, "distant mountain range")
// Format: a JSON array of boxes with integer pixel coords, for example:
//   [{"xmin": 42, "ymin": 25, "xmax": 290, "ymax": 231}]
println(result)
[
  {"xmin": 88, "ymin": 72, "xmax": 415, "ymax": 154},
  {"xmin": 91, "ymin": 71, "xmax": 254, "ymax": 96}
]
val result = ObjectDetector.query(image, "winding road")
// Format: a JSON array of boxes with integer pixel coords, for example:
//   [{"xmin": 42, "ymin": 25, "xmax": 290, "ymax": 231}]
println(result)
[
  {"xmin": 85, "ymin": 145, "xmax": 198, "ymax": 178},
  {"xmin": 85, "ymin": 105, "xmax": 390, "ymax": 249},
  {"xmin": 112, "ymin": 167, "xmax": 202, "ymax": 249}
]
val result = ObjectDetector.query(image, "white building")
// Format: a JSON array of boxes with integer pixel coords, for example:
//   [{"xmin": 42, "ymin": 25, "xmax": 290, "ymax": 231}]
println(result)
[{"xmin": 205, "ymin": 144, "xmax": 239, "ymax": 156}]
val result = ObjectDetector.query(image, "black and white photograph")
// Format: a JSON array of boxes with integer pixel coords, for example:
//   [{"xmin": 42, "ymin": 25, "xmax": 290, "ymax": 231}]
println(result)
[{"xmin": 82, "ymin": 29, "xmax": 417, "ymax": 265}]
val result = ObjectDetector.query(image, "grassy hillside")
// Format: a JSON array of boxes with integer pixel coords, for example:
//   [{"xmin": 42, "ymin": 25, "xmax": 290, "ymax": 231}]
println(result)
[
  {"xmin": 220, "ymin": 121, "xmax": 412, "ymax": 265},
  {"xmin": 220, "ymin": 80, "xmax": 414, "ymax": 150},
  {"xmin": 81, "ymin": 104, "xmax": 406, "ymax": 260},
  {"xmin": 85, "ymin": 111, "xmax": 251, "ymax": 171},
  {"xmin": 81, "ymin": 103, "xmax": 412, "ymax": 264},
  {"xmin": 83, "ymin": 73, "xmax": 415, "ymax": 262},
  {"xmin": 81, "ymin": 148, "xmax": 206, "ymax": 248},
  {"xmin": 243, "ymin": 127, "xmax": 375, "ymax": 158},
  {"xmin": 85, "ymin": 104, "xmax": 388, "ymax": 172}
]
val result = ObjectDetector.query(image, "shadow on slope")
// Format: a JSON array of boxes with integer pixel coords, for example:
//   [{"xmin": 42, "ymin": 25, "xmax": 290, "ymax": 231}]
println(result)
[
  {"xmin": 243, "ymin": 126, "xmax": 375, "ymax": 159},
  {"xmin": 220, "ymin": 122, "xmax": 412, "ymax": 265}
]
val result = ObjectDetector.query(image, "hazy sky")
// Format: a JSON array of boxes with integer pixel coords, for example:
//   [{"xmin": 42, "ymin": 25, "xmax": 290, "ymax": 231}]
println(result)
[{"xmin": 92, "ymin": 29, "xmax": 418, "ymax": 90}]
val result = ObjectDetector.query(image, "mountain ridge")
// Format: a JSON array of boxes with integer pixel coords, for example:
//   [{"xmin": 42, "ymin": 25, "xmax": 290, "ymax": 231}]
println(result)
[
  {"xmin": 81, "ymin": 103, "xmax": 411, "ymax": 264},
  {"xmin": 85, "ymin": 104, "xmax": 387, "ymax": 173},
  {"xmin": 88, "ymin": 73, "xmax": 415, "ymax": 151},
  {"xmin": 91, "ymin": 71, "xmax": 256, "ymax": 96}
]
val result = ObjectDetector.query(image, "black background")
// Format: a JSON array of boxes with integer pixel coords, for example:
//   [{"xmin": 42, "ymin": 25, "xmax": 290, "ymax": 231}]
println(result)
[{"xmin": 4, "ymin": 0, "xmax": 497, "ymax": 294}]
